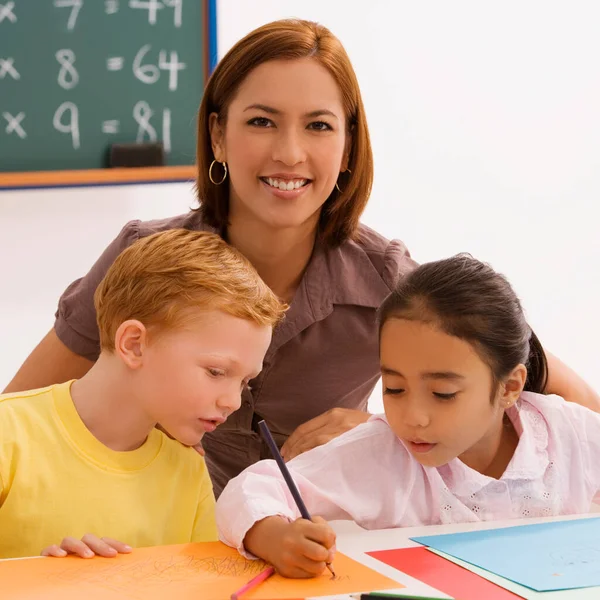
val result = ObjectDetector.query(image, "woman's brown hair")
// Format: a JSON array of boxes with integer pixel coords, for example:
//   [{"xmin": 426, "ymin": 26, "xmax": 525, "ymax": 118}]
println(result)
[{"xmin": 196, "ymin": 19, "xmax": 373, "ymax": 246}]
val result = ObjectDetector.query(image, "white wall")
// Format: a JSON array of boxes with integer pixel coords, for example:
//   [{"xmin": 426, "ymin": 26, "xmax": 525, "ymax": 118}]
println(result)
[
  {"xmin": 1, "ymin": 1, "xmax": 599, "ymax": 414},
  {"xmin": 0, "ymin": 183, "xmax": 197, "ymax": 389}
]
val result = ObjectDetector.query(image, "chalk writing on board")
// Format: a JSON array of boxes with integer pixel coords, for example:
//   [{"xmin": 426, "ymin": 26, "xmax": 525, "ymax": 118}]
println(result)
[
  {"xmin": 107, "ymin": 56, "xmax": 125, "ymax": 71},
  {"xmin": 158, "ymin": 50, "xmax": 186, "ymax": 91},
  {"xmin": 163, "ymin": 0, "xmax": 182, "ymax": 27},
  {"xmin": 56, "ymin": 49, "xmax": 79, "ymax": 90},
  {"xmin": 54, "ymin": 0, "xmax": 83, "ymax": 30},
  {"xmin": 53, "ymin": 102, "xmax": 80, "ymax": 149},
  {"xmin": 0, "ymin": 2, "xmax": 17, "ymax": 24},
  {"xmin": 102, "ymin": 120, "xmax": 120, "ymax": 134},
  {"xmin": 133, "ymin": 44, "xmax": 187, "ymax": 90},
  {"xmin": 2, "ymin": 0, "xmax": 203, "ymax": 169},
  {"xmin": 133, "ymin": 45, "xmax": 160, "ymax": 84},
  {"xmin": 162, "ymin": 108, "xmax": 171, "ymax": 152},
  {"xmin": 0, "ymin": 57, "xmax": 19, "ymax": 80},
  {"xmin": 133, "ymin": 101, "xmax": 172, "ymax": 151},
  {"xmin": 134, "ymin": 101, "xmax": 157, "ymax": 142},
  {"xmin": 3, "ymin": 112, "xmax": 26, "ymax": 138},
  {"xmin": 105, "ymin": 0, "xmax": 119, "ymax": 15},
  {"xmin": 129, "ymin": 0, "xmax": 182, "ymax": 28}
]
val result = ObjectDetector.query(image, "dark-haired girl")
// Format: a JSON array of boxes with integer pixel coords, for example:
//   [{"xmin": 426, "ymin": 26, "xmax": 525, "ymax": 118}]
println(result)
[{"xmin": 217, "ymin": 254, "xmax": 600, "ymax": 578}]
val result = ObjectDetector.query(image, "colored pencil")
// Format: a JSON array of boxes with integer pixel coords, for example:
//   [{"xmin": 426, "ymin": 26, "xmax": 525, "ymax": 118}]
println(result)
[
  {"xmin": 356, "ymin": 592, "xmax": 451, "ymax": 600},
  {"xmin": 230, "ymin": 565, "xmax": 275, "ymax": 600},
  {"xmin": 257, "ymin": 419, "xmax": 336, "ymax": 577}
]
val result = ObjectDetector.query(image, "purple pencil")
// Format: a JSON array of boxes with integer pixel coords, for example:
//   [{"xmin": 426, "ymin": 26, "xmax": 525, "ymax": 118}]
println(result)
[{"xmin": 230, "ymin": 565, "xmax": 276, "ymax": 600}]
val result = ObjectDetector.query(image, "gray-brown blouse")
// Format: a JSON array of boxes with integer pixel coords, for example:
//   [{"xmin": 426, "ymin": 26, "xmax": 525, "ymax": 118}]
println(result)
[{"xmin": 54, "ymin": 211, "xmax": 416, "ymax": 495}]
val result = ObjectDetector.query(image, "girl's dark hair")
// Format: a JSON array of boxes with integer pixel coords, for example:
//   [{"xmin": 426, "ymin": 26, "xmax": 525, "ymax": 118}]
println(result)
[{"xmin": 378, "ymin": 254, "xmax": 548, "ymax": 394}]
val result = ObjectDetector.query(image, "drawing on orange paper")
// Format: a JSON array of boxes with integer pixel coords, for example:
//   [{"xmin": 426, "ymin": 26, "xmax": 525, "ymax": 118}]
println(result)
[{"xmin": 1, "ymin": 542, "xmax": 401, "ymax": 600}]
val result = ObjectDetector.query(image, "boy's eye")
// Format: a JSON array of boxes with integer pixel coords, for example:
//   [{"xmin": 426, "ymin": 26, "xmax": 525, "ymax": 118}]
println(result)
[
  {"xmin": 433, "ymin": 392, "xmax": 458, "ymax": 401},
  {"xmin": 247, "ymin": 117, "xmax": 273, "ymax": 128},
  {"xmin": 207, "ymin": 368, "xmax": 225, "ymax": 378},
  {"xmin": 384, "ymin": 387, "xmax": 405, "ymax": 396},
  {"xmin": 307, "ymin": 121, "xmax": 332, "ymax": 131}
]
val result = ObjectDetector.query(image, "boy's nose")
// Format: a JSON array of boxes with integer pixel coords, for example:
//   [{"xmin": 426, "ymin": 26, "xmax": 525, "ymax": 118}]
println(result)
[{"xmin": 216, "ymin": 390, "xmax": 242, "ymax": 415}]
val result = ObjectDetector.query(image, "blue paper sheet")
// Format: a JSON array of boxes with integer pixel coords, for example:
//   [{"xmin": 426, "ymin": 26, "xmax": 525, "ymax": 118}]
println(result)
[{"xmin": 411, "ymin": 517, "xmax": 600, "ymax": 592}]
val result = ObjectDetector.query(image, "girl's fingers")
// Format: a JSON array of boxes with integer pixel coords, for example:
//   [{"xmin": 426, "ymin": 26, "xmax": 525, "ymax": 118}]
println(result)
[
  {"xmin": 299, "ymin": 537, "xmax": 332, "ymax": 563},
  {"xmin": 287, "ymin": 554, "xmax": 327, "ymax": 577}
]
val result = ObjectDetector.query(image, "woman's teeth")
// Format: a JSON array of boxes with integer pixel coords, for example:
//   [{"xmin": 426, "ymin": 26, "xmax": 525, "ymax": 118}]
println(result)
[{"xmin": 265, "ymin": 178, "xmax": 307, "ymax": 191}]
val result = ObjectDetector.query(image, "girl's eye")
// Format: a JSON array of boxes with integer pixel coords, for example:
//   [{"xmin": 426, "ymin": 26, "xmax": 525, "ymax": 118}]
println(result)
[
  {"xmin": 307, "ymin": 121, "xmax": 333, "ymax": 131},
  {"xmin": 247, "ymin": 117, "xmax": 273, "ymax": 128},
  {"xmin": 433, "ymin": 392, "xmax": 458, "ymax": 401},
  {"xmin": 207, "ymin": 368, "xmax": 225, "ymax": 378},
  {"xmin": 384, "ymin": 388, "xmax": 404, "ymax": 396}
]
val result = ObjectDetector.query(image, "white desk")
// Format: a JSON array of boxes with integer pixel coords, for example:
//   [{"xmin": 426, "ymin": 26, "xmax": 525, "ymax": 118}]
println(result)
[{"xmin": 323, "ymin": 511, "xmax": 600, "ymax": 599}]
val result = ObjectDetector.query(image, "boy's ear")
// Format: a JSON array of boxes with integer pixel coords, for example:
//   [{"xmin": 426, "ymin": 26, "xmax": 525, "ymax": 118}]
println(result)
[
  {"xmin": 114, "ymin": 320, "xmax": 148, "ymax": 369},
  {"xmin": 209, "ymin": 112, "xmax": 226, "ymax": 162},
  {"xmin": 499, "ymin": 364, "xmax": 527, "ymax": 409}
]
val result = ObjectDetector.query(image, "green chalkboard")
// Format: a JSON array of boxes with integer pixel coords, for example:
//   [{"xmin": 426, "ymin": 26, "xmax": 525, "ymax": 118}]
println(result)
[{"xmin": 0, "ymin": 0, "xmax": 215, "ymax": 172}]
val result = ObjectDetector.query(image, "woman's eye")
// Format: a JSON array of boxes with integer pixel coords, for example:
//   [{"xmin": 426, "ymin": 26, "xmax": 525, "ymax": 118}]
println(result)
[
  {"xmin": 308, "ymin": 121, "xmax": 332, "ymax": 131},
  {"xmin": 247, "ymin": 117, "xmax": 273, "ymax": 128}
]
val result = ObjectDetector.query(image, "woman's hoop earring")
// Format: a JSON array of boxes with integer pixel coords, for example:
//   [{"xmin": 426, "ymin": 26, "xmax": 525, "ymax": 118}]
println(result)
[
  {"xmin": 335, "ymin": 168, "xmax": 351, "ymax": 193},
  {"xmin": 209, "ymin": 160, "xmax": 228, "ymax": 185}
]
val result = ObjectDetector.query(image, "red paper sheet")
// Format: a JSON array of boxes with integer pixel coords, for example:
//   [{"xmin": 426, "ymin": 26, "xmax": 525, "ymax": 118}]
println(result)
[{"xmin": 368, "ymin": 546, "xmax": 523, "ymax": 600}]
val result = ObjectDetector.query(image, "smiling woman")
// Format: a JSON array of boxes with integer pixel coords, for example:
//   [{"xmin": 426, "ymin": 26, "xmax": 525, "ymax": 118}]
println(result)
[
  {"xmin": 207, "ymin": 57, "xmax": 350, "ymax": 245},
  {"xmin": 210, "ymin": 58, "xmax": 352, "ymax": 268},
  {"xmin": 3, "ymin": 19, "xmax": 598, "ymax": 497}
]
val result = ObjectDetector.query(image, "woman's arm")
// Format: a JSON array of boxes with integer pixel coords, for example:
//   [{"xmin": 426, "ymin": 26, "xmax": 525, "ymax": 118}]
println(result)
[
  {"xmin": 545, "ymin": 351, "xmax": 600, "ymax": 412},
  {"xmin": 3, "ymin": 329, "xmax": 93, "ymax": 393},
  {"xmin": 281, "ymin": 407, "xmax": 370, "ymax": 461}
]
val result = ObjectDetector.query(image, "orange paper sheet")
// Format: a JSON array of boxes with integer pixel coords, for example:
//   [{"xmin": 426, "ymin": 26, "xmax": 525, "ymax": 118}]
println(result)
[{"xmin": 1, "ymin": 542, "xmax": 401, "ymax": 600}]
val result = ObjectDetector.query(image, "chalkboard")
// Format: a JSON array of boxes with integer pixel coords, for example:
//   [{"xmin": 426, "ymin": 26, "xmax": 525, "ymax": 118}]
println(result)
[{"xmin": 0, "ymin": 0, "xmax": 216, "ymax": 173}]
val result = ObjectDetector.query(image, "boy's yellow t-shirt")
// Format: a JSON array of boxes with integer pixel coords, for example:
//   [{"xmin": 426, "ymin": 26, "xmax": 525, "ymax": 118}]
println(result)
[{"xmin": 0, "ymin": 381, "xmax": 217, "ymax": 558}]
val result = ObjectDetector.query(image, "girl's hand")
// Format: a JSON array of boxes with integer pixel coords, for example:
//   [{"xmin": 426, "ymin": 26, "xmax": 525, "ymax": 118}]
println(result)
[
  {"xmin": 41, "ymin": 534, "xmax": 132, "ymax": 558},
  {"xmin": 281, "ymin": 408, "xmax": 370, "ymax": 461},
  {"xmin": 244, "ymin": 515, "xmax": 336, "ymax": 578}
]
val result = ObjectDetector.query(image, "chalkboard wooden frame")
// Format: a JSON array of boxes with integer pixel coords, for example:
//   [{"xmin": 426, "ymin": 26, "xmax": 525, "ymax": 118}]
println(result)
[
  {"xmin": 0, "ymin": 165, "xmax": 197, "ymax": 191},
  {"xmin": 0, "ymin": 0, "xmax": 216, "ymax": 190}
]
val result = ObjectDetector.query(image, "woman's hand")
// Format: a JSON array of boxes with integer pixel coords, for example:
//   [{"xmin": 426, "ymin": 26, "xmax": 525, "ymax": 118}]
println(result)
[{"xmin": 281, "ymin": 408, "xmax": 370, "ymax": 461}]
